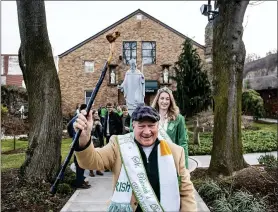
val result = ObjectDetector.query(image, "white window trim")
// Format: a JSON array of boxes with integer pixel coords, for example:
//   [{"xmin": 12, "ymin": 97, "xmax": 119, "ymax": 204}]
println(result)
[
  {"xmin": 84, "ymin": 89, "xmax": 94, "ymax": 105},
  {"xmin": 1, "ymin": 56, "xmax": 4, "ymax": 75},
  {"xmin": 8, "ymin": 56, "xmax": 22, "ymax": 75},
  {"xmin": 84, "ymin": 60, "xmax": 94, "ymax": 73},
  {"xmin": 142, "ymin": 41, "xmax": 156, "ymax": 65},
  {"xmin": 123, "ymin": 41, "xmax": 137, "ymax": 65}
]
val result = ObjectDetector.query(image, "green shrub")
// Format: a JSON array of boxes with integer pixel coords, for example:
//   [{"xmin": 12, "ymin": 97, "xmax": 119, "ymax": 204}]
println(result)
[
  {"xmin": 229, "ymin": 191, "xmax": 267, "ymax": 212},
  {"xmin": 242, "ymin": 131, "xmax": 277, "ymax": 153},
  {"xmin": 198, "ymin": 180, "xmax": 227, "ymax": 203},
  {"xmin": 258, "ymin": 154, "xmax": 277, "ymax": 170},
  {"xmin": 1, "ymin": 104, "xmax": 8, "ymax": 115},
  {"xmin": 242, "ymin": 89, "xmax": 265, "ymax": 120},
  {"xmin": 188, "ymin": 131, "xmax": 277, "ymax": 155},
  {"xmin": 57, "ymin": 183, "xmax": 73, "ymax": 195},
  {"xmin": 188, "ymin": 132, "xmax": 212, "ymax": 155},
  {"xmin": 199, "ymin": 180, "xmax": 267, "ymax": 212},
  {"xmin": 212, "ymin": 196, "xmax": 232, "ymax": 212}
]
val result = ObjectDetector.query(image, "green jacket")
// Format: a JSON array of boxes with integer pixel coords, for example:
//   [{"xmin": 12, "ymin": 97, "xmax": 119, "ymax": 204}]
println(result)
[
  {"xmin": 100, "ymin": 108, "xmax": 107, "ymax": 117},
  {"xmin": 166, "ymin": 114, "xmax": 189, "ymax": 169}
]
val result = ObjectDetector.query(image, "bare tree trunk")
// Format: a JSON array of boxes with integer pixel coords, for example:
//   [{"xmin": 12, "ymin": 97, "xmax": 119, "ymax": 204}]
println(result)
[
  {"xmin": 208, "ymin": 0, "xmax": 249, "ymax": 176},
  {"xmin": 16, "ymin": 0, "xmax": 62, "ymax": 181}
]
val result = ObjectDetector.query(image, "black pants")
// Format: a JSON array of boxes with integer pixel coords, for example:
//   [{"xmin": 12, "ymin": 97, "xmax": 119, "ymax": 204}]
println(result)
[{"xmin": 74, "ymin": 155, "xmax": 85, "ymax": 187}]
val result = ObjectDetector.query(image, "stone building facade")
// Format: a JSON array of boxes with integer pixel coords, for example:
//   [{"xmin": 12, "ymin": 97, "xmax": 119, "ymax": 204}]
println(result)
[{"xmin": 58, "ymin": 9, "xmax": 205, "ymax": 113}]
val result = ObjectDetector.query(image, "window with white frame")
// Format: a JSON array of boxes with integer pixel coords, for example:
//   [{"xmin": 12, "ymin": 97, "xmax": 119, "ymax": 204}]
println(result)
[
  {"xmin": 142, "ymin": 41, "xmax": 156, "ymax": 65},
  {"xmin": 8, "ymin": 56, "xmax": 22, "ymax": 75},
  {"xmin": 84, "ymin": 61, "xmax": 94, "ymax": 72},
  {"xmin": 85, "ymin": 90, "xmax": 93, "ymax": 105},
  {"xmin": 123, "ymin": 41, "xmax": 137, "ymax": 65}
]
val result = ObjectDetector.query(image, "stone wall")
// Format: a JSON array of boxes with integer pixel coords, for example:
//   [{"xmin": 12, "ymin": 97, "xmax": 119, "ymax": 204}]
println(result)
[{"xmin": 58, "ymin": 12, "xmax": 205, "ymax": 113}]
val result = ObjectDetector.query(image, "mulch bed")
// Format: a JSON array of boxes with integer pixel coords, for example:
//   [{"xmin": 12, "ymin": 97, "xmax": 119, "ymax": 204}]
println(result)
[
  {"xmin": 191, "ymin": 166, "xmax": 278, "ymax": 212},
  {"xmin": 1, "ymin": 169, "xmax": 74, "ymax": 212}
]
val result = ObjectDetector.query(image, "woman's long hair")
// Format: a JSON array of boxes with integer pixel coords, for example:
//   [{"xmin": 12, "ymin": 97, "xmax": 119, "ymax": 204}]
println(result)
[
  {"xmin": 151, "ymin": 87, "xmax": 180, "ymax": 121},
  {"xmin": 92, "ymin": 110, "xmax": 101, "ymax": 126}
]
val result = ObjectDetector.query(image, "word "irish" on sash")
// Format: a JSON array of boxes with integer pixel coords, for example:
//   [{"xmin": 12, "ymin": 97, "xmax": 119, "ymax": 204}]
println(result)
[{"xmin": 115, "ymin": 181, "xmax": 131, "ymax": 192}]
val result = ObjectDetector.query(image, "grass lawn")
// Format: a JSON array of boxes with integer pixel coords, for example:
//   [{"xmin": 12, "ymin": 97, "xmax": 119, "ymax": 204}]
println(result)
[
  {"xmin": 1, "ymin": 139, "xmax": 29, "ymax": 152},
  {"xmin": 251, "ymin": 121, "xmax": 277, "ymax": 132},
  {"xmin": 1, "ymin": 138, "xmax": 72, "ymax": 171},
  {"xmin": 1, "ymin": 122, "xmax": 276, "ymax": 170}
]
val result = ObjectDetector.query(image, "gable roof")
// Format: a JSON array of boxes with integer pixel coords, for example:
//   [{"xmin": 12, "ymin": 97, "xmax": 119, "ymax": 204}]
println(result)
[{"xmin": 59, "ymin": 9, "xmax": 205, "ymax": 58}]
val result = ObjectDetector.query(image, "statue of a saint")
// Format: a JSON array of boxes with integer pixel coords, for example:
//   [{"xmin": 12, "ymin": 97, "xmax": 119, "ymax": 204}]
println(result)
[
  {"xmin": 19, "ymin": 105, "xmax": 25, "ymax": 119},
  {"xmin": 110, "ymin": 70, "xmax": 116, "ymax": 84},
  {"xmin": 163, "ymin": 67, "xmax": 169, "ymax": 83},
  {"xmin": 119, "ymin": 59, "xmax": 145, "ymax": 115}
]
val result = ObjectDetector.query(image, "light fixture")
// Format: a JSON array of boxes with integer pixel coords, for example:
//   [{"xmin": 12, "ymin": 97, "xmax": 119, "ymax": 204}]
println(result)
[{"xmin": 200, "ymin": 0, "xmax": 219, "ymax": 21}]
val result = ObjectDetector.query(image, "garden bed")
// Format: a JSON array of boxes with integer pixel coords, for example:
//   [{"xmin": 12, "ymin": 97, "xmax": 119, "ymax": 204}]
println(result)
[
  {"xmin": 1, "ymin": 168, "xmax": 75, "ymax": 212},
  {"xmin": 188, "ymin": 122, "xmax": 277, "ymax": 155},
  {"xmin": 191, "ymin": 165, "xmax": 278, "ymax": 212}
]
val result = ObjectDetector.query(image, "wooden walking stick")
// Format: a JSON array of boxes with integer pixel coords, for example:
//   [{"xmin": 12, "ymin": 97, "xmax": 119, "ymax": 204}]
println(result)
[{"xmin": 50, "ymin": 31, "xmax": 120, "ymax": 194}]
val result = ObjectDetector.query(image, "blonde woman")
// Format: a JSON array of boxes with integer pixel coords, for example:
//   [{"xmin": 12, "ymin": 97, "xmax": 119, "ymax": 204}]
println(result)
[{"xmin": 151, "ymin": 87, "xmax": 189, "ymax": 168}]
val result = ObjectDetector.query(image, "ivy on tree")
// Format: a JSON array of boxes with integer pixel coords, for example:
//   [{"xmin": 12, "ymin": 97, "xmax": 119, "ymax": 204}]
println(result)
[{"xmin": 172, "ymin": 38, "xmax": 211, "ymax": 117}]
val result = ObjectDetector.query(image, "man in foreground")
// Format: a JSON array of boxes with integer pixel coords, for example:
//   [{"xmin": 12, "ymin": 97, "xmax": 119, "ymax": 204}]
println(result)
[{"xmin": 74, "ymin": 105, "xmax": 197, "ymax": 211}]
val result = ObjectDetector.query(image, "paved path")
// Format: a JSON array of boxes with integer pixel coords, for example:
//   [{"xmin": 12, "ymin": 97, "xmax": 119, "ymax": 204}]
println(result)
[
  {"xmin": 244, "ymin": 116, "xmax": 277, "ymax": 124},
  {"xmin": 61, "ymin": 172, "xmax": 113, "ymax": 212},
  {"xmin": 191, "ymin": 151, "xmax": 277, "ymax": 168},
  {"xmin": 61, "ymin": 151, "xmax": 278, "ymax": 211},
  {"xmin": 61, "ymin": 158, "xmax": 209, "ymax": 212},
  {"xmin": 61, "ymin": 174, "xmax": 210, "ymax": 212}
]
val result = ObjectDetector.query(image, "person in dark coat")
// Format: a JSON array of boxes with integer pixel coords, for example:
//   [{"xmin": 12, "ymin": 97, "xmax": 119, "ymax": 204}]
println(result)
[
  {"xmin": 89, "ymin": 110, "xmax": 104, "ymax": 177},
  {"xmin": 103, "ymin": 102, "xmax": 123, "ymax": 144},
  {"xmin": 67, "ymin": 103, "xmax": 91, "ymax": 189},
  {"xmin": 121, "ymin": 105, "xmax": 131, "ymax": 134}
]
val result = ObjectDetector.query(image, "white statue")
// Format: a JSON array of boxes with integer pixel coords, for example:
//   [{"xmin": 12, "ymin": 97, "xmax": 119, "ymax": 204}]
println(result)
[
  {"xmin": 110, "ymin": 70, "xmax": 116, "ymax": 84},
  {"xmin": 163, "ymin": 67, "xmax": 169, "ymax": 83},
  {"xmin": 19, "ymin": 105, "xmax": 24, "ymax": 119},
  {"xmin": 119, "ymin": 59, "xmax": 145, "ymax": 115}
]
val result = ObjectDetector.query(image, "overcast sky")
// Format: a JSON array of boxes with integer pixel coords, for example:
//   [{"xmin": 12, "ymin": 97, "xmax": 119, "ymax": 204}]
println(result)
[{"xmin": 1, "ymin": 1, "xmax": 277, "ymax": 57}]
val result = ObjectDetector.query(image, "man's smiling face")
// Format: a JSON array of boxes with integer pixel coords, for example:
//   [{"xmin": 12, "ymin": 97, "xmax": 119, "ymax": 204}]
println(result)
[{"xmin": 133, "ymin": 120, "xmax": 158, "ymax": 147}]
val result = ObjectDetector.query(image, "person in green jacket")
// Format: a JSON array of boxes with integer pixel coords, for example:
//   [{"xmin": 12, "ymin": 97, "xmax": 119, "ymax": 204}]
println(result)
[{"xmin": 151, "ymin": 86, "xmax": 189, "ymax": 168}]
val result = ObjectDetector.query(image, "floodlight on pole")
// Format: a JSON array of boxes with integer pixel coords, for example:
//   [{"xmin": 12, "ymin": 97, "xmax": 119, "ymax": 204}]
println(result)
[{"xmin": 200, "ymin": 0, "xmax": 219, "ymax": 21}]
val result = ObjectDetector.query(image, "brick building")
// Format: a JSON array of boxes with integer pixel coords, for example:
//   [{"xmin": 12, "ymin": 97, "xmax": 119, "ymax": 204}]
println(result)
[
  {"xmin": 1, "ymin": 54, "xmax": 24, "ymax": 87},
  {"xmin": 58, "ymin": 9, "xmax": 205, "ymax": 112},
  {"xmin": 1, "ymin": 54, "xmax": 59, "ymax": 88}
]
